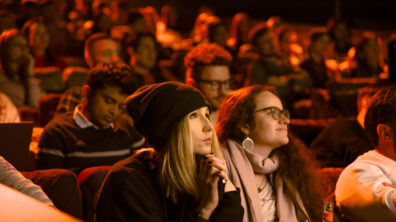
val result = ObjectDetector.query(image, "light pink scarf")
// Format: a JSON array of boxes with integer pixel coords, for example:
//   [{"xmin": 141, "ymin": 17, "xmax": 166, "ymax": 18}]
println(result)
[{"xmin": 223, "ymin": 140, "xmax": 310, "ymax": 222}]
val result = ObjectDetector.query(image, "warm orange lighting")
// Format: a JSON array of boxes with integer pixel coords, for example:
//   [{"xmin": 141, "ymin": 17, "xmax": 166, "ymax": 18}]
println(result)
[
  {"xmin": 290, "ymin": 55, "xmax": 300, "ymax": 66},
  {"xmin": 379, "ymin": 72, "xmax": 389, "ymax": 79},
  {"xmin": 289, "ymin": 43, "xmax": 303, "ymax": 54},
  {"xmin": 325, "ymin": 59, "xmax": 338, "ymax": 71},
  {"xmin": 338, "ymin": 61, "xmax": 350, "ymax": 71},
  {"xmin": 347, "ymin": 47, "xmax": 356, "ymax": 59},
  {"xmin": 156, "ymin": 21, "xmax": 166, "ymax": 33}
]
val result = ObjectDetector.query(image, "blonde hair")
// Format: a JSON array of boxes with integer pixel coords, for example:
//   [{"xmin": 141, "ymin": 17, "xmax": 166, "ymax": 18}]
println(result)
[{"xmin": 158, "ymin": 114, "xmax": 221, "ymax": 203}]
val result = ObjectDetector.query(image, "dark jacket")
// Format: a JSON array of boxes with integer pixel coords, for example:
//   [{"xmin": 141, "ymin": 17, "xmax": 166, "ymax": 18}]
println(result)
[
  {"xmin": 310, "ymin": 119, "xmax": 374, "ymax": 167},
  {"xmin": 95, "ymin": 149, "xmax": 244, "ymax": 222}
]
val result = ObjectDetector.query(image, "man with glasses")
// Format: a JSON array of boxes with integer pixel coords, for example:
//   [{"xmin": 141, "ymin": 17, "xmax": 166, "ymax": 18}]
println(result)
[{"xmin": 185, "ymin": 43, "xmax": 233, "ymax": 123}]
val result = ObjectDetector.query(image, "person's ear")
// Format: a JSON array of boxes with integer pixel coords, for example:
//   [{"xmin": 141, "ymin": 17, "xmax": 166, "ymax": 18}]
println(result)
[
  {"xmin": 239, "ymin": 124, "xmax": 250, "ymax": 137},
  {"xmin": 82, "ymin": 84, "xmax": 91, "ymax": 100},
  {"xmin": 361, "ymin": 96, "xmax": 369, "ymax": 109},
  {"xmin": 186, "ymin": 77, "xmax": 197, "ymax": 88},
  {"xmin": 377, "ymin": 123, "xmax": 393, "ymax": 141}
]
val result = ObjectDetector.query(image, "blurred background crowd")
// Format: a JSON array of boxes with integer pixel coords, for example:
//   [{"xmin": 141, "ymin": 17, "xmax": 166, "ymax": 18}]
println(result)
[{"xmin": 0, "ymin": 0, "xmax": 394, "ymax": 144}]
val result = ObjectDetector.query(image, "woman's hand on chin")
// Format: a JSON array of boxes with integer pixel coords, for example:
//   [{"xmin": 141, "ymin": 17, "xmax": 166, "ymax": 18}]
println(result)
[{"xmin": 196, "ymin": 154, "xmax": 227, "ymax": 219}]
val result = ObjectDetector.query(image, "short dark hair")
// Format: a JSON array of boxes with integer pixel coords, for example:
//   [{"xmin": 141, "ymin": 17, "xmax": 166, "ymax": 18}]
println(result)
[
  {"xmin": 357, "ymin": 81, "xmax": 393, "ymax": 112},
  {"xmin": 364, "ymin": 86, "xmax": 396, "ymax": 146},
  {"xmin": 310, "ymin": 31, "xmax": 329, "ymax": 43},
  {"xmin": 207, "ymin": 20, "xmax": 225, "ymax": 43},
  {"xmin": 184, "ymin": 43, "xmax": 232, "ymax": 82},
  {"xmin": 86, "ymin": 63, "xmax": 140, "ymax": 95},
  {"xmin": 326, "ymin": 17, "xmax": 349, "ymax": 40},
  {"xmin": 248, "ymin": 22, "xmax": 271, "ymax": 49},
  {"xmin": 307, "ymin": 31, "xmax": 329, "ymax": 52},
  {"xmin": 127, "ymin": 9, "xmax": 145, "ymax": 25}
]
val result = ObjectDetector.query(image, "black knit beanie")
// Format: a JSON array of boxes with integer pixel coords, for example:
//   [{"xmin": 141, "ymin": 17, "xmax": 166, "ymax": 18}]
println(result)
[{"xmin": 125, "ymin": 81, "xmax": 208, "ymax": 150}]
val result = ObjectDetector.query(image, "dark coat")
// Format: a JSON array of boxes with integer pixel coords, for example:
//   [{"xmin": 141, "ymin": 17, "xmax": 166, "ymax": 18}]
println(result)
[
  {"xmin": 310, "ymin": 119, "xmax": 374, "ymax": 167},
  {"xmin": 95, "ymin": 149, "xmax": 244, "ymax": 222}
]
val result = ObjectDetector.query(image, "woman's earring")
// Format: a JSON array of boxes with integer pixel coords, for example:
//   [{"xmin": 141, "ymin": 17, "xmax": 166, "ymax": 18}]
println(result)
[{"xmin": 242, "ymin": 137, "xmax": 254, "ymax": 150}]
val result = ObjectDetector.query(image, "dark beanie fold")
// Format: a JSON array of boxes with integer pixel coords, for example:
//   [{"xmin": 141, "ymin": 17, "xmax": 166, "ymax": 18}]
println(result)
[{"xmin": 125, "ymin": 81, "xmax": 208, "ymax": 149}]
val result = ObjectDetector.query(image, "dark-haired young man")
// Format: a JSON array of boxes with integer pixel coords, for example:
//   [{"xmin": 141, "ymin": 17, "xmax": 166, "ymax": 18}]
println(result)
[
  {"xmin": 184, "ymin": 43, "xmax": 233, "ymax": 124},
  {"xmin": 336, "ymin": 86, "xmax": 396, "ymax": 221},
  {"xmin": 38, "ymin": 63, "xmax": 144, "ymax": 174}
]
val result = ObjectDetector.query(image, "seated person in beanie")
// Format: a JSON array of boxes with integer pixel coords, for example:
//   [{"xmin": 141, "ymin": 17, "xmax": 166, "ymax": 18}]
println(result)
[
  {"xmin": 95, "ymin": 82, "xmax": 244, "ymax": 222},
  {"xmin": 184, "ymin": 43, "xmax": 234, "ymax": 124},
  {"xmin": 336, "ymin": 86, "xmax": 396, "ymax": 221},
  {"xmin": 37, "ymin": 63, "xmax": 144, "ymax": 174}
]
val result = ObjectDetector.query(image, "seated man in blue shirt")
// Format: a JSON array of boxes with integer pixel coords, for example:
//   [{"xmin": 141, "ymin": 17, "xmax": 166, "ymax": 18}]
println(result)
[{"xmin": 37, "ymin": 63, "xmax": 144, "ymax": 174}]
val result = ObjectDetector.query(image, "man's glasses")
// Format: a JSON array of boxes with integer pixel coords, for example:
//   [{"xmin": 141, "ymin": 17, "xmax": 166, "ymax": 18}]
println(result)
[
  {"xmin": 254, "ymin": 106, "xmax": 290, "ymax": 120},
  {"xmin": 197, "ymin": 79, "xmax": 234, "ymax": 90}
]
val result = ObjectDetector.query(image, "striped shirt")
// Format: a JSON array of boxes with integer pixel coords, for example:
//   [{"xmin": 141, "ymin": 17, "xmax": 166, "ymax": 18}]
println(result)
[
  {"xmin": 37, "ymin": 107, "xmax": 144, "ymax": 173},
  {"xmin": 0, "ymin": 156, "xmax": 53, "ymax": 205}
]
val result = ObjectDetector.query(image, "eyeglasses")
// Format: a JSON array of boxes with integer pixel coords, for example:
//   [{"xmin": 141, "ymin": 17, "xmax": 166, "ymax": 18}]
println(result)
[
  {"xmin": 197, "ymin": 79, "xmax": 234, "ymax": 90},
  {"xmin": 254, "ymin": 106, "xmax": 290, "ymax": 120}
]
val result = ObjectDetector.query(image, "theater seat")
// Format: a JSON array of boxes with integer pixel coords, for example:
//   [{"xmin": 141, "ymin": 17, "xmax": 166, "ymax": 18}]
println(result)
[
  {"xmin": 18, "ymin": 107, "xmax": 39, "ymax": 125},
  {"xmin": 38, "ymin": 93, "xmax": 63, "ymax": 127},
  {"xmin": 62, "ymin": 67, "xmax": 89, "ymax": 90},
  {"xmin": 317, "ymin": 167, "xmax": 344, "ymax": 199},
  {"xmin": 22, "ymin": 169, "xmax": 83, "ymax": 219},
  {"xmin": 77, "ymin": 166, "xmax": 111, "ymax": 222},
  {"xmin": 34, "ymin": 67, "xmax": 64, "ymax": 93}
]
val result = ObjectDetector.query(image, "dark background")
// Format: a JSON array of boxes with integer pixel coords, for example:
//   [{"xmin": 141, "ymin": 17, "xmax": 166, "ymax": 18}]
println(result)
[{"xmin": 131, "ymin": 0, "xmax": 396, "ymax": 32}]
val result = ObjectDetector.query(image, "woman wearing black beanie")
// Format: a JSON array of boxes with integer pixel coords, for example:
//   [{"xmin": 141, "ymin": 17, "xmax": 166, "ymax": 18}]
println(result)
[{"xmin": 95, "ymin": 81, "xmax": 243, "ymax": 222}]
